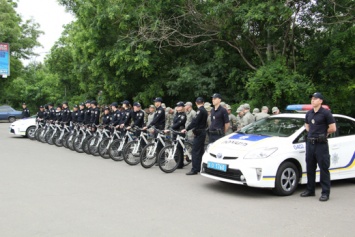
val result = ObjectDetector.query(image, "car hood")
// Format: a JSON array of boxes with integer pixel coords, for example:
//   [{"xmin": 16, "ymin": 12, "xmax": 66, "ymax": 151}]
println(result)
[
  {"xmin": 208, "ymin": 133, "xmax": 289, "ymax": 158},
  {"xmin": 11, "ymin": 117, "xmax": 36, "ymax": 126}
]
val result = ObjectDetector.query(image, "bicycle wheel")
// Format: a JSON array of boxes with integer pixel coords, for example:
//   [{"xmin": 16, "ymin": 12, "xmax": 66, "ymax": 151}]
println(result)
[
  {"xmin": 89, "ymin": 137, "xmax": 100, "ymax": 156},
  {"xmin": 140, "ymin": 143, "xmax": 157, "ymax": 169},
  {"xmin": 35, "ymin": 128, "xmax": 42, "ymax": 141},
  {"xmin": 45, "ymin": 130, "xmax": 54, "ymax": 145},
  {"xmin": 53, "ymin": 132, "xmax": 64, "ymax": 147},
  {"xmin": 98, "ymin": 138, "xmax": 111, "ymax": 159},
  {"xmin": 39, "ymin": 128, "xmax": 47, "ymax": 143},
  {"xmin": 123, "ymin": 140, "xmax": 142, "ymax": 165},
  {"xmin": 62, "ymin": 132, "xmax": 70, "ymax": 148},
  {"xmin": 74, "ymin": 134, "xmax": 84, "ymax": 153},
  {"xmin": 83, "ymin": 136, "xmax": 93, "ymax": 154},
  {"xmin": 109, "ymin": 139, "xmax": 124, "ymax": 161},
  {"xmin": 158, "ymin": 145, "xmax": 181, "ymax": 173},
  {"xmin": 183, "ymin": 142, "xmax": 193, "ymax": 167},
  {"xmin": 67, "ymin": 133, "xmax": 76, "ymax": 151}
]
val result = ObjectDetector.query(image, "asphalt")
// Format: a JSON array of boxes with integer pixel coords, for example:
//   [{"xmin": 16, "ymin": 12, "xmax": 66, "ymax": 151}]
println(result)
[{"xmin": 1, "ymin": 122, "xmax": 355, "ymax": 236}]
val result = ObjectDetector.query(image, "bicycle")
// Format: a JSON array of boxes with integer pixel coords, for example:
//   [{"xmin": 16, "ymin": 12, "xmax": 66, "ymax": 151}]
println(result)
[
  {"xmin": 108, "ymin": 127, "xmax": 135, "ymax": 161},
  {"xmin": 98, "ymin": 126, "xmax": 121, "ymax": 159},
  {"xmin": 157, "ymin": 130, "xmax": 193, "ymax": 173},
  {"xmin": 123, "ymin": 127, "xmax": 152, "ymax": 165},
  {"xmin": 140, "ymin": 128, "xmax": 170, "ymax": 169},
  {"xmin": 88, "ymin": 125, "xmax": 110, "ymax": 156}
]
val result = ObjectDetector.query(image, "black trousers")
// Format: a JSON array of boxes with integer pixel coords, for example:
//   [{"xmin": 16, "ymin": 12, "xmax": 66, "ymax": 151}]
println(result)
[
  {"xmin": 208, "ymin": 133, "xmax": 223, "ymax": 144},
  {"xmin": 305, "ymin": 141, "xmax": 331, "ymax": 195},
  {"xmin": 191, "ymin": 130, "xmax": 206, "ymax": 172}
]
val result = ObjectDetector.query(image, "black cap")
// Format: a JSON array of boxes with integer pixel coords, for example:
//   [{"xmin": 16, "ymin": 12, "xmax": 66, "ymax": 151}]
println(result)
[
  {"xmin": 153, "ymin": 97, "xmax": 163, "ymax": 102},
  {"xmin": 79, "ymin": 102, "xmax": 85, "ymax": 106},
  {"xmin": 111, "ymin": 102, "xmax": 119, "ymax": 107},
  {"xmin": 85, "ymin": 100, "xmax": 91, "ymax": 104},
  {"xmin": 211, "ymin": 93, "xmax": 222, "ymax": 99},
  {"xmin": 22, "ymin": 102, "xmax": 26, "ymax": 105},
  {"xmin": 121, "ymin": 100, "xmax": 130, "ymax": 105},
  {"xmin": 104, "ymin": 106, "xmax": 110, "ymax": 110},
  {"xmin": 195, "ymin": 97, "xmax": 204, "ymax": 103},
  {"xmin": 63, "ymin": 101, "xmax": 68, "ymax": 105},
  {"xmin": 73, "ymin": 105, "xmax": 78, "ymax": 108},
  {"xmin": 39, "ymin": 105, "xmax": 44, "ymax": 108},
  {"xmin": 48, "ymin": 103, "xmax": 54, "ymax": 106},
  {"xmin": 91, "ymin": 100, "xmax": 97, "ymax": 106},
  {"xmin": 133, "ymin": 102, "xmax": 141, "ymax": 107},
  {"xmin": 176, "ymin": 101, "xmax": 185, "ymax": 107},
  {"xmin": 57, "ymin": 105, "xmax": 62, "ymax": 109},
  {"xmin": 309, "ymin": 92, "xmax": 324, "ymax": 100}
]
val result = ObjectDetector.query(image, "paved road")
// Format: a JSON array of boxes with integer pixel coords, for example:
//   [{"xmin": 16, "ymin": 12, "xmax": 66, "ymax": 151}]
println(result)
[{"xmin": 1, "ymin": 122, "xmax": 355, "ymax": 236}]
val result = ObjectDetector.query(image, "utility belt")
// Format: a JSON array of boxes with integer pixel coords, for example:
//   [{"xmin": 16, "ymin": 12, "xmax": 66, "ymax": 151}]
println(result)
[
  {"xmin": 208, "ymin": 129, "xmax": 224, "ymax": 136},
  {"xmin": 193, "ymin": 128, "xmax": 206, "ymax": 136},
  {"xmin": 307, "ymin": 135, "xmax": 327, "ymax": 144}
]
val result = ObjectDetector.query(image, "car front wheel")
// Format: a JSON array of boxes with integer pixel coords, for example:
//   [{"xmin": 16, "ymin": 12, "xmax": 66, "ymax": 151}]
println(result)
[
  {"xmin": 26, "ymin": 126, "xmax": 36, "ymax": 139},
  {"xmin": 273, "ymin": 162, "xmax": 299, "ymax": 196}
]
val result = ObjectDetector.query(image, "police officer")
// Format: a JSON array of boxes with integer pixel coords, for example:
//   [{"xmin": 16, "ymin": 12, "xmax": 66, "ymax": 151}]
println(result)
[
  {"xmin": 77, "ymin": 103, "xmax": 85, "ymax": 124},
  {"xmin": 144, "ymin": 97, "xmax": 165, "ymax": 130},
  {"xmin": 110, "ymin": 102, "xmax": 122, "ymax": 129},
  {"xmin": 61, "ymin": 101, "xmax": 71, "ymax": 125},
  {"xmin": 22, "ymin": 103, "xmax": 30, "ymax": 118},
  {"xmin": 84, "ymin": 100, "xmax": 92, "ymax": 125},
  {"xmin": 71, "ymin": 105, "xmax": 79, "ymax": 124},
  {"xmin": 102, "ymin": 107, "xmax": 111, "ymax": 127},
  {"xmin": 131, "ymin": 102, "xmax": 144, "ymax": 128},
  {"xmin": 182, "ymin": 97, "xmax": 208, "ymax": 175},
  {"xmin": 55, "ymin": 105, "xmax": 62, "ymax": 122},
  {"xmin": 165, "ymin": 101, "xmax": 187, "ymax": 169},
  {"xmin": 120, "ymin": 100, "xmax": 132, "ymax": 128},
  {"xmin": 90, "ymin": 100, "xmax": 100, "ymax": 126},
  {"xmin": 301, "ymin": 92, "xmax": 336, "ymax": 202},
  {"xmin": 209, "ymin": 93, "xmax": 229, "ymax": 143},
  {"xmin": 47, "ymin": 103, "xmax": 56, "ymax": 121},
  {"xmin": 36, "ymin": 105, "xmax": 45, "ymax": 124}
]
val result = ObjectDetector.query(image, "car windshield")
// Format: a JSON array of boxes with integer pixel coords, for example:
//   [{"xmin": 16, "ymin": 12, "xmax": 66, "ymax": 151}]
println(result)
[{"xmin": 239, "ymin": 117, "xmax": 304, "ymax": 137}]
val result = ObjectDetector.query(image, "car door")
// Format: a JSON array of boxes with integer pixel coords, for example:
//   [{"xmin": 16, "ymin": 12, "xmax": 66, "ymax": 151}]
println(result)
[
  {"xmin": 0, "ymin": 108, "xmax": 7, "ymax": 120},
  {"xmin": 328, "ymin": 116, "xmax": 355, "ymax": 179}
]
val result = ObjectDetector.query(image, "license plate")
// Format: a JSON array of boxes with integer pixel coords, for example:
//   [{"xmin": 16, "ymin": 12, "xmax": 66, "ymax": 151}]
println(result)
[{"xmin": 207, "ymin": 161, "xmax": 227, "ymax": 172}]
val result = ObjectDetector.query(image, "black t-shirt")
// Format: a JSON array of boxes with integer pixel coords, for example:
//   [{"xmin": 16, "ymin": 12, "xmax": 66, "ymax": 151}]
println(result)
[
  {"xmin": 305, "ymin": 107, "xmax": 335, "ymax": 138},
  {"xmin": 187, "ymin": 106, "xmax": 208, "ymax": 131},
  {"xmin": 210, "ymin": 105, "xmax": 229, "ymax": 131},
  {"xmin": 149, "ymin": 106, "xmax": 165, "ymax": 129}
]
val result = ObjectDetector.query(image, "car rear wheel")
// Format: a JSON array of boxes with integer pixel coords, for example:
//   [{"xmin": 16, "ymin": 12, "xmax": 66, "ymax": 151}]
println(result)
[
  {"xmin": 8, "ymin": 116, "xmax": 16, "ymax": 123},
  {"xmin": 273, "ymin": 162, "xmax": 299, "ymax": 196}
]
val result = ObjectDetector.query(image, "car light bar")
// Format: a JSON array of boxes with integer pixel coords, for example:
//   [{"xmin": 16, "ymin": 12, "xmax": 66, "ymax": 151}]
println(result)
[{"xmin": 285, "ymin": 104, "xmax": 330, "ymax": 111}]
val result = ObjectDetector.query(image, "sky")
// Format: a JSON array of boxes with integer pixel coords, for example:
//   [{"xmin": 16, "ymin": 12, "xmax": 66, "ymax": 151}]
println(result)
[{"xmin": 16, "ymin": 0, "xmax": 75, "ymax": 64}]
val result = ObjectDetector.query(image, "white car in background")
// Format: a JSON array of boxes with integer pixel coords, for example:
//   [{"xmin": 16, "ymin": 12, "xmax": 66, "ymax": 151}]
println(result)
[
  {"xmin": 9, "ymin": 116, "xmax": 36, "ymax": 138},
  {"xmin": 201, "ymin": 113, "xmax": 355, "ymax": 195}
]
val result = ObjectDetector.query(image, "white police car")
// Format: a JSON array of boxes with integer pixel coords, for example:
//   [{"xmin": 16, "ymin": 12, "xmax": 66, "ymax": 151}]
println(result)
[
  {"xmin": 9, "ymin": 116, "xmax": 36, "ymax": 138},
  {"xmin": 201, "ymin": 113, "xmax": 355, "ymax": 195}
]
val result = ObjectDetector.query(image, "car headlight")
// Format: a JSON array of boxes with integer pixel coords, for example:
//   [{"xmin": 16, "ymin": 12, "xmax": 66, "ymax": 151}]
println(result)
[{"xmin": 244, "ymin": 147, "xmax": 278, "ymax": 159}]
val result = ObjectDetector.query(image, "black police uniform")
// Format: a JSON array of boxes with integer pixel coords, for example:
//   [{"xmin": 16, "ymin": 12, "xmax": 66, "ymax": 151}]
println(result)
[
  {"xmin": 133, "ymin": 110, "xmax": 145, "ymax": 128},
  {"xmin": 22, "ymin": 107, "xmax": 30, "ymax": 118},
  {"xmin": 84, "ymin": 108, "xmax": 92, "ymax": 125},
  {"xmin": 148, "ymin": 105, "xmax": 166, "ymax": 154},
  {"xmin": 186, "ymin": 106, "xmax": 208, "ymax": 173},
  {"xmin": 90, "ymin": 107, "xmax": 100, "ymax": 125},
  {"xmin": 111, "ymin": 110, "xmax": 122, "ymax": 127},
  {"xmin": 61, "ymin": 107, "xmax": 71, "ymax": 125},
  {"xmin": 305, "ymin": 106, "xmax": 335, "ymax": 197},
  {"xmin": 77, "ymin": 108, "xmax": 85, "ymax": 123},
  {"xmin": 72, "ymin": 110, "xmax": 79, "ymax": 123},
  {"xmin": 120, "ymin": 109, "xmax": 132, "ymax": 127},
  {"xmin": 49, "ymin": 107, "xmax": 56, "ymax": 121},
  {"xmin": 171, "ymin": 111, "xmax": 187, "ymax": 168},
  {"xmin": 209, "ymin": 105, "xmax": 229, "ymax": 143},
  {"xmin": 102, "ymin": 112, "xmax": 111, "ymax": 127},
  {"xmin": 55, "ymin": 110, "xmax": 62, "ymax": 122},
  {"xmin": 36, "ymin": 109, "xmax": 45, "ymax": 125}
]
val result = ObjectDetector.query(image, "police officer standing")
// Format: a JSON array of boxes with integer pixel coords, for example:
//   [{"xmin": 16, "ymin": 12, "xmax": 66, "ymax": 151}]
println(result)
[
  {"xmin": 301, "ymin": 92, "xmax": 336, "ymax": 202},
  {"xmin": 71, "ymin": 105, "xmax": 79, "ymax": 124},
  {"xmin": 209, "ymin": 93, "xmax": 229, "ymax": 143},
  {"xmin": 36, "ymin": 105, "xmax": 45, "ymax": 124},
  {"xmin": 165, "ymin": 101, "xmax": 187, "ymax": 169},
  {"xmin": 61, "ymin": 101, "xmax": 71, "ymax": 126},
  {"xmin": 77, "ymin": 103, "xmax": 85, "ymax": 124},
  {"xmin": 22, "ymin": 103, "xmax": 30, "ymax": 118},
  {"xmin": 110, "ymin": 102, "xmax": 122, "ymax": 129},
  {"xmin": 120, "ymin": 100, "xmax": 132, "ymax": 128},
  {"xmin": 84, "ymin": 100, "xmax": 92, "ymax": 125},
  {"xmin": 102, "ymin": 107, "xmax": 111, "ymax": 127},
  {"xmin": 182, "ymin": 97, "xmax": 208, "ymax": 175},
  {"xmin": 90, "ymin": 101, "xmax": 100, "ymax": 126}
]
